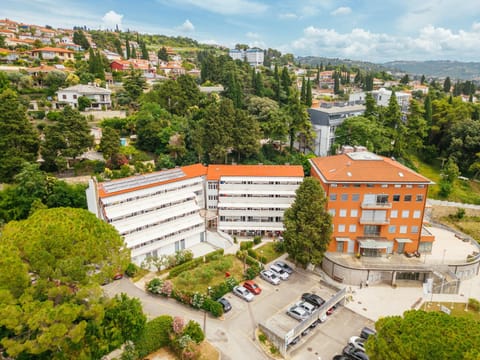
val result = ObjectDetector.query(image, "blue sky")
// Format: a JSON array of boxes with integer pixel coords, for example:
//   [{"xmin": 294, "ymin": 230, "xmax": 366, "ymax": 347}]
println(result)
[{"xmin": 3, "ymin": 0, "xmax": 480, "ymax": 62}]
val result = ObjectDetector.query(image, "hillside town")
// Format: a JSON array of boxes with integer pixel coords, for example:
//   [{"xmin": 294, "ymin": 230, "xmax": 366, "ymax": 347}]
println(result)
[{"xmin": 1, "ymin": 14, "xmax": 480, "ymax": 360}]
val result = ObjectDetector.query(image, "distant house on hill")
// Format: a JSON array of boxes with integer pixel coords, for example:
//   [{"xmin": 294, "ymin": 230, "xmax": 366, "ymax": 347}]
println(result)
[
  {"xmin": 31, "ymin": 47, "xmax": 75, "ymax": 61},
  {"xmin": 56, "ymin": 84, "xmax": 112, "ymax": 110}
]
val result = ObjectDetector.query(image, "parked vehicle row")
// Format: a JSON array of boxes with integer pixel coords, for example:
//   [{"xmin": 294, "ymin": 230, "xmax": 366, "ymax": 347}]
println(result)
[
  {"xmin": 333, "ymin": 327, "xmax": 376, "ymax": 360},
  {"xmin": 260, "ymin": 261, "xmax": 294, "ymax": 285}
]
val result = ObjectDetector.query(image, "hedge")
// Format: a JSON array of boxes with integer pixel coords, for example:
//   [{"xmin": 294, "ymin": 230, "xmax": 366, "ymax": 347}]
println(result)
[
  {"xmin": 134, "ymin": 315, "xmax": 173, "ymax": 358},
  {"xmin": 167, "ymin": 257, "xmax": 203, "ymax": 278},
  {"xmin": 205, "ymin": 248, "xmax": 224, "ymax": 262},
  {"xmin": 240, "ymin": 241, "xmax": 254, "ymax": 250}
]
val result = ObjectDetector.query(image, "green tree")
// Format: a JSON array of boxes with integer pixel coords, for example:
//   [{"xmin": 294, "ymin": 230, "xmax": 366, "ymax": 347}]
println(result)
[
  {"xmin": 400, "ymin": 74, "xmax": 410, "ymax": 85},
  {"xmin": 443, "ymin": 76, "xmax": 452, "ymax": 93},
  {"xmin": 158, "ymin": 46, "xmax": 169, "ymax": 61},
  {"xmin": 126, "ymin": 38, "xmax": 130, "ymax": 59},
  {"xmin": 424, "ymin": 94, "xmax": 432, "ymax": 124},
  {"xmin": 113, "ymin": 37, "xmax": 123, "ymax": 56},
  {"xmin": 367, "ymin": 310, "xmax": 480, "ymax": 360},
  {"xmin": 140, "ymin": 41, "xmax": 149, "ymax": 60},
  {"xmin": 202, "ymin": 98, "xmax": 234, "ymax": 163},
  {"xmin": 406, "ymin": 99, "xmax": 427, "ymax": 154},
  {"xmin": 232, "ymin": 109, "xmax": 261, "ymax": 161},
  {"xmin": 123, "ymin": 69, "xmax": 147, "ymax": 103},
  {"xmin": 333, "ymin": 71, "xmax": 340, "ymax": 94},
  {"xmin": 0, "ymin": 207, "xmax": 131, "ymax": 359},
  {"xmin": 100, "ymin": 126, "xmax": 121, "ymax": 161},
  {"xmin": 284, "ymin": 94, "xmax": 312, "ymax": 151},
  {"xmin": 300, "ymin": 77, "xmax": 306, "ymax": 104},
  {"xmin": 42, "ymin": 106, "xmax": 93, "ymax": 171},
  {"xmin": 364, "ymin": 92, "xmax": 377, "ymax": 119},
  {"xmin": 306, "ymin": 78, "xmax": 312, "ymax": 107},
  {"xmin": 44, "ymin": 70, "xmax": 67, "ymax": 96},
  {"xmin": 131, "ymin": 45, "xmax": 137, "ymax": 59},
  {"xmin": 78, "ymin": 95, "xmax": 92, "ymax": 111},
  {"xmin": 0, "ymin": 89, "xmax": 39, "ymax": 182},
  {"xmin": 420, "ymin": 74, "xmax": 426, "ymax": 84},
  {"xmin": 281, "ymin": 67, "xmax": 291, "ymax": 100},
  {"xmin": 73, "ymin": 30, "xmax": 90, "ymax": 49},
  {"xmin": 283, "ymin": 177, "xmax": 332, "ymax": 267}
]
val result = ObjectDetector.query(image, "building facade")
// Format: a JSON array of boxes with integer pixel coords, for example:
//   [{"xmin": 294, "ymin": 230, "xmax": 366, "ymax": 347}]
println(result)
[
  {"xmin": 87, "ymin": 164, "xmax": 304, "ymax": 265},
  {"xmin": 310, "ymin": 151, "xmax": 434, "ymax": 256},
  {"xmin": 228, "ymin": 48, "xmax": 264, "ymax": 67},
  {"xmin": 349, "ymin": 88, "xmax": 411, "ymax": 112},
  {"xmin": 57, "ymin": 84, "xmax": 112, "ymax": 110},
  {"xmin": 308, "ymin": 103, "xmax": 366, "ymax": 157}
]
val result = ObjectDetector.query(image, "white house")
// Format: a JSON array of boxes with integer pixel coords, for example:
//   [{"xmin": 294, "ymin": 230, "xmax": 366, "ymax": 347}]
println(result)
[
  {"xmin": 56, "ymin": 84, "xmax": 112, "ymax": 110},
  {"xmin": 349, "ymin": 88, "xmax": 411, "ymax": 112},
  {"xmin": 86, "ymin": 163, "xmax": 304, "ymax": 265},
  {"xmin": 228, "ymin": 48, "xmax": 264, "ymax": 67}
]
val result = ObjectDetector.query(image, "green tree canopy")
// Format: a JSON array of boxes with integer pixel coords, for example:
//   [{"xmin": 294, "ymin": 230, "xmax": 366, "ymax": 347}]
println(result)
[
  {"xmin": 100, "ymin": 126, "xmax": 121, "ymax": 161},
  {"xmin": 283, "ymin": 177, "xmax": 332, "ymax": 266},
  {"xmin": 367, "ymin": 310, "xmax": 480, "ymax": 360}
]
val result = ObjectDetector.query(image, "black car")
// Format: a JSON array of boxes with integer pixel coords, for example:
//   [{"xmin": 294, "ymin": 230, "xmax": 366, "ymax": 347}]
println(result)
[
  {"xmin": 302, "ymin": 292, "xmax": 325, "ymax": 308},
  {"xmin": 360, "ymin": 327, "xmax": 376, "ymax": 340},
  {"xmin": 333, "ymin": 356, "xmax": 350, "ymax": 360},
  {"xmin": 342, "ymin": 344, "xmax": 369, "ymax": 360},
  {"xmin": 217, "ymin": 297, "xmax": 232, "ymax": 313}
]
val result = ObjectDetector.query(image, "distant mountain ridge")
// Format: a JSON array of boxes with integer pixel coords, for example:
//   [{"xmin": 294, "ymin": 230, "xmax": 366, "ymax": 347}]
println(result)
[{"xmin": 297, "ymin": 56, "xmax": 480, "ymax": 80}]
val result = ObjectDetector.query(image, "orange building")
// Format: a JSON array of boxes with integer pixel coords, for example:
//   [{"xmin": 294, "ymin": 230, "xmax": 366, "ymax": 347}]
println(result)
[{"xmin": 310, "ymin": 151, "xmax": 435, "ymax": 257}]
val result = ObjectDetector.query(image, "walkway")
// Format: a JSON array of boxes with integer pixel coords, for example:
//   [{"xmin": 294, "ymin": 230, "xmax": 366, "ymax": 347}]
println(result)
[{"xmin": 427, "ymin": 198, "xmax": 480, "ymax": 210}]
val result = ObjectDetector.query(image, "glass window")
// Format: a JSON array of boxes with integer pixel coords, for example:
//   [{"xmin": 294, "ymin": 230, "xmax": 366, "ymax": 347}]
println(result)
[
  {"xmin": 400, "ymin": 226, "xmax": 407, "ymax": 234},
  {"xmin": 366, "ymin": 184, "xmax": 374, "ymax": 188},
  {"xmin": 391, "ymin": 210, "xmax": 398, "ymax": 218},
  {"xmin": 419, "ymin": 242, "xmax": 432, "ymax": 252},
  {"xmin": 339, "ymin": 209, "xmax": 347, "ymax": 217},
  {"xmin": 381, "ymin": 184, "xmax": 388, "ymax": 188},
  {"xmin": 353, "ymin": 184, "xmax": 361, "ymax": 188},
  {"xmin": 416, "ymin": 195, "xmax": 424, "ymax": 202},
  {"xmin": 329, "ymin": 209, "xmax": 336, "ymax": 216},
  {"xmin": 341, "ymin": 194, "xmax": 348, "ymax": 201},
  {"xmin": 404, "ymin": 195, "xmax": 412, "ymax": 201},
  {"xmin": 418, "ymin": 184, "xmax": 425, "ymax": 188},
  {"xmin": 413, "ymin": 210, "xmax": 421, "ymax": 219},
  {"xmin": 402, "ymin": 210, "xmax": 410, "ymax": 218},
  {"xmin": 336, "ymin": 241, "xmax": 344, "ymax": 252},
  {"xmin": 394, "ymin": 184, "xmax": 402, "ymax": 188},
  {"xmin": 338, "ymin": 224, "xmax": 346, "ymax": 232},
  {"xmin": 330, "ymin": 194, "xmax": 337, "ymax": 201},
  {"xmin": 406, "ymin": 184, "xmax": 413, "ymax": 188},
  {"xmin": 388, "ymin": 225, "xmax": 396, "ymax": 233},
  {"xmin": 352, "ymin": 194, "xmax": 360, "ymax": 201},
  {"xmin": 331, "ymin": 183, "xmax": 338, "ymax": 187},
  {"xmin": 411, "ymin": 226, "xmax": 419, "ymax": 233},
  {"xmin": 350, "ymin": 209, "xmax": 358, "ymax": 217},
  {"xmin": 364, "ymin": 225, "xmax": 381, "ymax": 236},
  {"xmin": 393, "ymin": 194, "xmax": 400, "ymax": 202},
  {"xmin": 349, "ymin": 224, "xmax": 357, "ymax": 232}
]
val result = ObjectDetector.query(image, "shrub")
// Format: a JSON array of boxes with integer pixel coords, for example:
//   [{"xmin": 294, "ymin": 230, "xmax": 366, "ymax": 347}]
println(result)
[
  {"xmin": 168, "ymin": 258, "xmax": 202, "ymax": 278},
  {"xmin": 233, "ymin": 236, "xmax": 238, "ymax": 244},
  {"xmin": 270, "ymin": 345, "xmax": 279, "ymax": 354},
  {"xmin": 176, "ymin": 249, "xmax": 194, "ymax": 265},
  {"xmin": 259, "ymin": 256, "xmax": 268, "ymax": 264},
  {"xmin": 469, "ymin": 298, "xmax": 480, "ymax": 312},
  {"xmin": 210, "ymin": 282, "xmax": 229, "ymax": 300},
  {"xmin": 146, "ymin": 278, "xmax": 163, "ymax": 294},
  {"xmin": 258, "ymin": 333, "xmax": 267, "ymax": 343},
  {"xmin": 183, "ymin": 320, "xmax": 205, "ymax": 344},
  {"xmin": 247, "ymin": 248, "xmax": 258, "ymax": 259},
  {"xmin": 225, "ymin": 276, "xmax": 239, "ymax": 290},
  {"xmin": 134, "ymin": 315, "xmax": 173, "ymax": 358},
  {"xmin": 245, "ymin": 262, "xmax": 262, "ymax": 280},
  {"xmin": 274, "ymin": 240, "xmax": 285, "ymax": 253},
  {"xmin": 205, "ymin": 248, "xmax": 224, "ymax": 262},
  {"xmin": 202, "ymin": 298, "xmax": 223, "ymax": 317},
  {"xmin": 253, "ymin": 236, "xmax": 262, "ymax": 245},
  {"xmin": 240, "ymin": 241, "xmax": 254, "ymax": 250},
  {"xmin": 125, "ymin": 263, "xmax": 137, "ymax": 277}
]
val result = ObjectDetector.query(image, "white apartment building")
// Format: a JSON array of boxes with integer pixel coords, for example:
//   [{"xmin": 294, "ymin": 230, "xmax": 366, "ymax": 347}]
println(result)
[
  {"xmin": 228, "ymin": 49, "xmax": 244, "ymax": 61},
  {"xmin": 87, "ymin": 164, "xmax": 304, "ymax": 264},
  {"xmin": 228, "ymin": 48, "xmax": 264, "ymax": 67},
  {"xmin": 205, "ymin": 165, "xmax": 304, "ymax": 236},
  {"xmin": 349, "ymin": 88, "xmax": 411, "ymax": 112}
]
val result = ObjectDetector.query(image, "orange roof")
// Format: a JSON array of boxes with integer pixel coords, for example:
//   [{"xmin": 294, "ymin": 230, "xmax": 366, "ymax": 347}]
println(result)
[
  {"xmin": 0, "ymin": 48, "xmax": 12, "ymax": 53},
  {"xmin": 32, "ymin": 47, "xmax": 74, "ymax": 53},
  {"xmin": 207, "ymin": 164, "xmax": 304, "ymax": 180},
  {"xmin": 98, "ymin": 163, "xmax": 207, "ymax": 198},
  {"xmin": 310, "ymin": 152, "xmax": 431, "ymax": 183},
  {"xmin": 0, "ymin": 29, "xmax": 15, "ymax": 33}
]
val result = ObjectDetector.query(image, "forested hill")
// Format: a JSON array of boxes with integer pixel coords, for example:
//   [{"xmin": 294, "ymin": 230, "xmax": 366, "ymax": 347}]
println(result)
[
  {"xmin": 383, "ymin": 60, "xmax": 480, "ymax": 80},
  {"xmin": 297, "ymin": 56, "xmax": 390, "ymax": 73}
]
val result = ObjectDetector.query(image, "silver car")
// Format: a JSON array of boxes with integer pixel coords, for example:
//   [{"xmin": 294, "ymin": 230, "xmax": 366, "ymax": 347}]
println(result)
[
  {"xmin": 233, "ymin": 285, "xmax": 254, "ymax": 302},
  {"xmin": 270, "ymin": 264, "xmax": 290, "ymax": 280},
  {"xmin": 260, "ymin": 269, "xmax": 281, "ymax": 285},
  {"xmin": 287, "ymin": 305, "xmax": 309, "ymax": 321}
]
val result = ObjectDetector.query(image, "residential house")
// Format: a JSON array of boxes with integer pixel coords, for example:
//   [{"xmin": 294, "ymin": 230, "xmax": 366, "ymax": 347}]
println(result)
[
  {"xmin": 86, "ymin": 163, "xmax": 304, "ymax": 265},
  {"xmin": 110, "ymin": 59, "xmax": 153, "ymax": 76},
  {"xmin": 56, "ymin": 84, "xmax": 112, "ymax": 110},
  {"xmin": 349, "ymin": 88, "xmax": 411, "ymax": 112},
  {"xmin": 307, "ymin": 102, "xmax": 366, "ymax": 156},
  {"xmin": 158, "ymin": 61, "xmax": 185, "ymax": 76},
  {"xmin": 31, "ymin": 47, "xmax": 75, "ymax": 61},
  {"xmin": 0, "ymin": 48, "xmax": 18, "ymax": 62},
  {"xmin": 309, "ymin": 150, "xmax": 434, "ymax": 257},
  {"xmin": 5, "ymin": 37, "xmax": 35, "ymax": 47},
  {"xmin": 0, "ymin": 29, "xmax": 16, "ymax": 38}
]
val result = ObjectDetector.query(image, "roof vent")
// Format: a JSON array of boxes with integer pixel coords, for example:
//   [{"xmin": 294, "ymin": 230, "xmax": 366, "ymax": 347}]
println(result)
[
  {"xmin": 399, "ymin": 172, "xmax": 404, "ymax": 177},
  {"xmin": 347, "ymin": 172, "xmax": 352, "ymax": 177}
]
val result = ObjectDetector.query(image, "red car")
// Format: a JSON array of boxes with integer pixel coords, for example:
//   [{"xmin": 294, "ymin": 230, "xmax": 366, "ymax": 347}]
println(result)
[{"xmin": 243, "ymin": 280, "xmax": 262, "ymax": 295}]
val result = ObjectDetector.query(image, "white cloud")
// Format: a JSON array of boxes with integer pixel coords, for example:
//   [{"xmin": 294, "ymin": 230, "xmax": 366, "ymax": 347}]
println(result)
[
  {"xmin": 246, "ymin": 32, "xmax": 260, "ymax": 39},
  {"xmin": 163, "ymin": 0, "xmax": 268, "ymax": 15},
  {"xmin": 177, "ymin": 19, "xmax": 195, "ymax": 32},
  {"xmin": 287, "ymin": 23, "xmax": 480, "ymax": 62},
  {"xmin": 102, "ymin": 10, "xmax": 123, "ymax": 29},
  {"xmin": 331, "ymin": 6, "xmax": 351, "ymax": 16},
  {"xmin": 278, "ymin": 13, "xmax": 298, "ymax": 20}
]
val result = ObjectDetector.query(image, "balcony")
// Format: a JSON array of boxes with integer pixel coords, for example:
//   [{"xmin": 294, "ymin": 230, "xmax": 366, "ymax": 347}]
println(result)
[
  {"xmin": 359, "ymin": 217, "xmax": 390, "ymax": 225},
  {"xmin": 361, "ymin": 202, "xmax": 392, "ymax": 209}
]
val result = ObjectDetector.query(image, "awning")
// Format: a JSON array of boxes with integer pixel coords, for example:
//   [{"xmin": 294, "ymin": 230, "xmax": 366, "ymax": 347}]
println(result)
[
  {"xmin": 358, "ymin": 239, "xmax": 392, "ymax": 249},
  {"xmin": 395, "ymin": 238, "xmax": 413, "ymax": 243},
  {"xmin": 335, "ymin": 237, "xmax": 351, "ymax": 242}
]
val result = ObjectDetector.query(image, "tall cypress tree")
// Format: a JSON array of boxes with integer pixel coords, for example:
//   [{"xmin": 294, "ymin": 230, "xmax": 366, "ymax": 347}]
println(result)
[
  {"xmin": 140, "ymin": 41, "xmax": 149, "ymax": 60},
  {"xmin": 281, "ymin": 67, "xmax": 291, "ymax": 99},
  {"xmin": 424, "ymin": 95, "xmax": 432, "ymax": 124},
  {"xmin": 125, "ymin": 39, "xmax": 130, "ymax": 59},
  {"xmin": 306, "ymin": 79, "xmax": 312, "ymax": 107},
  {"xmin": 316, "ymin": 65, "xmax": 320, "ymax": 84},
  {"xmin": 255, "ymin": 71, "xmax": 264, "ymax": 96},
  {"xmin": 443, "ymin": 77, "xmax": 451, "ymax": 93},
  {"xmin": 131, "ymin": 45, "xmax": 137, "ymax": 59},
  {"xmin": 274, "ymin": 64, "xmax": 280, "ymax": 103},
  {"xmin": 300, "ymin": 77, "xmax": 306, "ymax": 104}
]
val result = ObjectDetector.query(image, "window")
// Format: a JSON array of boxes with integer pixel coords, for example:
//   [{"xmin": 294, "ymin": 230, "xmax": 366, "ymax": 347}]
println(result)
[
  {"xmin": 329, "ymin": 209, "xmax": 336, "ymax": 216},
  {"xmin": 391, "ymin": 210, "xmax": 398, "ymax": 218},
  {"xmin": 413, "ymin": 210, "xmax": 421, "ymax": 219},
  {"xmin": 419, "ymin": 242, "xmax": 432, "ymax": 252},
  {"xmin": 364, "ymin": 225, "xmax": 381, "ymax": 236},
  {"xmin": 338, "ymin": 224, "xmax": 346, "ymax": 232},
  {"xmin": 393, "ymin": 194, "xmax": 400, "ymax": 202},
  {"xmin": 404, "ymin": 195, "xmax": 412, "ymax": 202},
  {"xmin": 399, "ymin": 226, "xmax": 407, "ymax": 234},
  {"xmin": 339, "ymin": 209, "xmax": 347, "ymax": 217},
  {"xmin": 353, "ymin": 184, "xmax": 361, "ymax": 188},
  {"xmin": 388, "ymin": 225, "xmax": 396, "ymax": 234},
  {"xmin": 62, "ymin": 94, "xmax": 66, "ymax": 99},
  {"xmin": 411, "ymin": 226, "xmax": 419, "ymax": 233},
  {"xmin": 394, "ymin": 184, "xmax": 402, "ymax": 188},
  {"xmin": 418, "ymin": 184, "xmax": 425, "ymax": 188},
  {"xmin": 361, "ymin": 210, "xmax": 387, "ymax": 222},
  {"xmin": 350, "ymin": 209, "xmax": 358, "ymax": 217},
  {"xmin": 381, "ymin": 184, "xmax": 388, "ymax": 188},
  {"xmin": 73, "ymin": 94, "xmax": 77, "ymax": 99},
  {"xmin": 330, "ymin": 194, "xmax": 337, "ymax": 201},
  {"xmin": 377, "ymin": 194, "xmax": 389, "ymax": 204},
  {"xmin": 352, "ymin": 194, "xmax": 360, "ymax": 201},
  {"xmin": 331, "ymin": 183, "xmax": 338, "ymax": 188},
  {"xmin": 402, "ymin": 210, "xmax": 410, "ymax": 218},
  {"xmin": 406, "ymin": 184, "xmax": 413, "ymax": 188},
  {"xmin": 349, "ymin": 224, "xmax": 357, "ymax": 232},
  {"xmin": 341, "ymin": 194, "xmax": 348, "ymax": 201},
  {"xmin": 416, "ymin": 195, "xmax": 424, "ymax": 202},
  {"xmin": 366, "ymin": 184, "xmax": 374, "ymax": 188}
]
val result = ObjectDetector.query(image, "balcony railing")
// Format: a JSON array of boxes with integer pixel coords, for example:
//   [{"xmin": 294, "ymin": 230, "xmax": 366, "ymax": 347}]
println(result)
[
  {"xmin": 359, "ymin": 218, "xmax": 390, "ymax": 225},
  {"xmin": 361, "ymin": 202, "xmax": 392, "ymax": 209}
]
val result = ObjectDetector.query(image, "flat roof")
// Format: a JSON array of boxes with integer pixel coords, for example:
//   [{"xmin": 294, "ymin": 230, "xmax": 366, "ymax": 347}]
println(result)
[{"xmin": 207, "ymin": 165, "xmax": 304, "ymax": 180}]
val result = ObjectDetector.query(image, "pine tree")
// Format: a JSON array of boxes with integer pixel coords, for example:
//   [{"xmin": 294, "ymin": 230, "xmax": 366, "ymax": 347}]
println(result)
[
  {"xmin": 254, "ymin": 71, "xmax": 264, "ymax": 96},
  {"xmin": 125, "ymin": 39, "xmax": 130, "ymax": 59},
  {"xmin": 333, "ymin": 71, "xmax": 340, "ymax": 94},
  {"xmin": 300, "ymin": 77, "xmax": 306, "ymax": 104},
  {"xmin": 443, "ymin": 77, "xmax": 451, "ymax": 93},
  {"xmin": 281, "ymin": 67, "xmax": 291, "ymax": 99},
  {"xmin": 274, "ymin": 64, "xmax": 280, "ymax": 103},
  {"xmin": 424, "ymin": 95, "xmax": 432, "ymax": 124},
  {"xmin": 140, "ymin": 41, "xmax": 149, "ymax": 60},
  {"xmin": 316, "ymin": 65, "xmax": 320, "ymax": 84},
  {"xmin": 158, "ymin": 46, "xmax": 168, "ymax": 61},
  {"xmin": 420, "ymin": 74, "xmax": 426, "ymax": 84},
  {"xmin": 306, "ymin": 79, "xmax": 312, "ymax": 107},
  {"xmin": 131, "ymin": 45, "xmax": 137, "ymax": 59}
]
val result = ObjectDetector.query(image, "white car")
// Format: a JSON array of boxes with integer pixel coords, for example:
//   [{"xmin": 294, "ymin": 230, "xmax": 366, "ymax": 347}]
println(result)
[
  {"xmin": 233, "ymin": 285, "xmax": 254, "ymax": 302},
  {"xmin": 296, "ymin": 300, "xmax": 316, "ymax": 315},
  {"xmin": 287, "ymin": 305, "xmax": 309, "ymax": 321},
  {"xmin": 349, "ymin": 336, "xmax": 366, "ymax": 352},
  {"xmin": 270, "ymin": 264, "xmax": 290, "ymax": 280},
  {"xmin": 260, "ymin": 270, "xmax": 281, "ymax": 285}
]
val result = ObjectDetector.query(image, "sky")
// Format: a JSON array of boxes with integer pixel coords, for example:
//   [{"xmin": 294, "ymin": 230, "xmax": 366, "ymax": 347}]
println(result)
[{"xmin": 3, "ymin": 0, "xmax": 480, "ymax": 63}]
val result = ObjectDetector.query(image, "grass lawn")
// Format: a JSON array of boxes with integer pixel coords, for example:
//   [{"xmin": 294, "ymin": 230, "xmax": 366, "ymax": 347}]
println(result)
[
  {"xmin": 255, "ymin": 241, "xmax": 285, "ymax": 263},
  {"xmin": 172, "ymin": 255, "xmax": 245, "ymax": 294},
  {"xmin": 422, "ymin": 301, "xmax": 480, "ymax": 321},
  {"xmin": 430, "ymin": 206, "xmax": 480, "ymax": 241}
]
